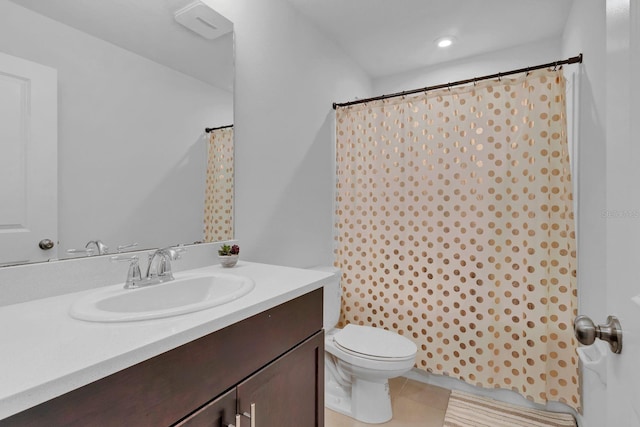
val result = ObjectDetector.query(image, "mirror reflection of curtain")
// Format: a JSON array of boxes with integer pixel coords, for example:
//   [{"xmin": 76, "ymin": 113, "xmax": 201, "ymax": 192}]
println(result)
[
  {"xmin": 335, "ymin": 69, "xmax": 579, "ymax": 410},
  {"xmin": 204, "ymin": 127, "xmax": 234, "ymax": 242}
]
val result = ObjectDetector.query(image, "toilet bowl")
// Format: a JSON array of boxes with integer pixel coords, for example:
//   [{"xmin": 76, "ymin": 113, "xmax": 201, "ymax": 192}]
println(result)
[{"xmin": 311, "ymin": 266, "xmax": 417, "ymax": 424}]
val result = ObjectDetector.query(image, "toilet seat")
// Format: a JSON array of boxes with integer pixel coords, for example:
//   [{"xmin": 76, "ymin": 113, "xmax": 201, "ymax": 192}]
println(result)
[{"xmin": 333, "ymin": 324, "xmax": 416, "ymax": 361}]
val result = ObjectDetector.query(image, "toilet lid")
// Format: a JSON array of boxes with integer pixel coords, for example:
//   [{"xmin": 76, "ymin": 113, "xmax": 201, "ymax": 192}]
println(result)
[{"xmin": 333, "ymin": 324, "xmax": 417, "ymax": 359}]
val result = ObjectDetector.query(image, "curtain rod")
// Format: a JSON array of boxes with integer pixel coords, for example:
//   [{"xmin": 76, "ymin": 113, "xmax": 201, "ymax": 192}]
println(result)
[
  {"xmin": 332, "ymin": 53, "xmax": 583, "ymax": 110},
  {"xmin": 205, "ymin": 124, "xmax": 234, "ymax": 133}
]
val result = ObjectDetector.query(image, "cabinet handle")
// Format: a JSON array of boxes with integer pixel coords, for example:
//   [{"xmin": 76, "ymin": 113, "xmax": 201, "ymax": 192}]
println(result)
[
  {"xmin": 242, "ymin": 403, "xmax": 256, "ymax": 427},
  {"xmin": 228, "ymin": 414, "xmax": 241, "ymax": 427},
  {"xmin": 251, "ymin": 403, "xmax": 256, "ymax": 427}
]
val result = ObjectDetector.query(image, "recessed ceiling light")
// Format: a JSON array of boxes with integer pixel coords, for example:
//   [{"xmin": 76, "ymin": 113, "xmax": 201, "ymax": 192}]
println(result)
[{"xmin": 436, "ymin": 36, "xmax": 455, "ymax": 48}]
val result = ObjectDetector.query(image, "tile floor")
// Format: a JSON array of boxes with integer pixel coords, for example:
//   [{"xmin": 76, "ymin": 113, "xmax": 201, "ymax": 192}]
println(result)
[{"xmin": 325, "ymin": 377, "xmax": 451, "ymax": 427}]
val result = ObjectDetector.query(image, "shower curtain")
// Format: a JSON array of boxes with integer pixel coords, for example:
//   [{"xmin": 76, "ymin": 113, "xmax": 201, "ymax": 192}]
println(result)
[
  {"xmin": 334, "ymin": 68, "xmax": 579, "ymax": 410},
  {"xmin": 204, "ymin": 126, "xmax": 234, "ymax": 242}
]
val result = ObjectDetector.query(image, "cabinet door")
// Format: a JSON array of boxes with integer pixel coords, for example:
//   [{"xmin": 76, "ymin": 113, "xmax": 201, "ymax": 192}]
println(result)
[
  {"xmin": 175, "ymin": 388, "xmax": 236, "ymax": 427},
  {"xmin": 236, "ymin": 332, "xmax": 324, "ymax": 427}
]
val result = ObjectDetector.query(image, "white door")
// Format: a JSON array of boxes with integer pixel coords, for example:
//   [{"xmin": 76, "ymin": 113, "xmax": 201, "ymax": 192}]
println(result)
[
  {"xmin": 604, "ymin": 0, "xmax": 640, "ymax": 425},
  {"xmin": 0, "ymin": 52, "xmax": 57, "ymax": 265}
]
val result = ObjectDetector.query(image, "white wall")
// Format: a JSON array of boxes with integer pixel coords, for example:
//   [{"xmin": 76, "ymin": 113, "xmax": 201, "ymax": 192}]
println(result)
[
  {"xmin": 374, "ymin": 37, "xmax": 562, "ymax": 95},
  {"xmin": 0, "ymin": 0, "xmax": 233, "ymax": 255},
  {"xmin": 204, "ymin": 0, "xmax": 372, "ymax": 267},
  {"xmin": 562, "ymin": 1, "xmax": 607, "ymax": 426}
]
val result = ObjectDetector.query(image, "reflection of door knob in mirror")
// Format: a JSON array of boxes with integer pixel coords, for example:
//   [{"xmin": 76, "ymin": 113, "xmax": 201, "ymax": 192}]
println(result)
[
  {"xmin": 39, "ymin": 239, "xmax": 55, "ymax": 250},
  {"xmin": 574, "ymin": 315, "xmax": 622, "ymax": 354}
]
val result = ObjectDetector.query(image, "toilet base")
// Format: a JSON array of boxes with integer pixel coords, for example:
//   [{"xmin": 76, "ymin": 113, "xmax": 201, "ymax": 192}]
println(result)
[
  {"xmin": 352, "ymin": 377, "xmax": 392, "ymax": 423},
  {"xmin": 326, "ymin": 376, "xmax": 392, "ymax": 424},
  {"xmin": 325, "ymin": 379, "xmax": 352, "ymax": 418}
]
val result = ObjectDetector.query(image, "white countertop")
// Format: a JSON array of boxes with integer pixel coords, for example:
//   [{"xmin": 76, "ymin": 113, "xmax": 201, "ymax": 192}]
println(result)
[{"xmin": 0, "ymin": 261, "xmax": 331, "ymax": 419}]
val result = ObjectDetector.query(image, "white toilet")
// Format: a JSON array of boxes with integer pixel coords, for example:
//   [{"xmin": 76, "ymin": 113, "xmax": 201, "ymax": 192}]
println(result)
[{"xmin": 314, "ymin": 266, "xmax": 417, "ymax": 424}]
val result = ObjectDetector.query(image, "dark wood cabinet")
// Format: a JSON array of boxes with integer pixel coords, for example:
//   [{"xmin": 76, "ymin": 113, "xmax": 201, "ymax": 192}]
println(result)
[
  {"xmin": 236, "ymin": 332, "xmax": 324, "ymax": 427},
  {"xmin": 1, "ymin": 289, "xmax": 324, "ymax": 427},
  {"xmin": 176, "ymin": 388, "xmax": 237, "ymax": 427},
  {"xmin": 180, "ymin": 332, "xmax": 324, "ymax": 427}
]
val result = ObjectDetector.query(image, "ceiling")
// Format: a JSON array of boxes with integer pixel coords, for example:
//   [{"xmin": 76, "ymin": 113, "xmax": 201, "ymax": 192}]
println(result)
[
  {"xmin": 9, "ymin": 0, "xmax": 575, "ymax": 88},
  {"xmin": 9, "ymin": 0, "xmax": 234, "ymax": 91},
  {"xmin": 285, "ymin": 0, "xmax": 575, "ymax": 79}
]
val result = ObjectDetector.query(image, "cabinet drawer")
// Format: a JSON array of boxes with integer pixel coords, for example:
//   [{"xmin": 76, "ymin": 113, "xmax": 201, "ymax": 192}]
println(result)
[{"xmin": 2, "ymin": 288, "xmax": 323, "ymax": 427}]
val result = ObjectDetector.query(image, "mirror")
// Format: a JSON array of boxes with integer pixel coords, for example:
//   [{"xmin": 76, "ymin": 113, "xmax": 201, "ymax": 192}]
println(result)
[{"xmin": 0, "ymin": 0, "xmax": 234, "ymax": 265}]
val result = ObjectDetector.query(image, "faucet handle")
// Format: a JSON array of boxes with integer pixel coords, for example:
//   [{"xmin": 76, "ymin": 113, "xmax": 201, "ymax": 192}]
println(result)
[
  {"xmin": 110, "ymin": 255, "xmax": 142, "ymax": 289},
  {"xmin": 161, "ymin": 246, "xmax": 186, "ymax": 260},
  {"xmin": 171, "ymin": 245, "xmax": 186, "ymax": 258},
  {"xmin": 117, "ymin": 242, "xmax": 138, "ymax": 253},
  {"xmin": 66, "ymin": 247, "xmax": 96, "ymax": 256}
]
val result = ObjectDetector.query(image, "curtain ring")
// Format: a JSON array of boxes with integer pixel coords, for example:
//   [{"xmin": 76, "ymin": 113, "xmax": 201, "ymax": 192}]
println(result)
[
  {"xmin": 447, "ymin": 82, "xmax": 451, "ymax": 91},
  {"xmin": 473, "ymin": 78, "xmax": 477, "ymax": 87},
  {"xmin": 498, "ymin": 72, "xmax": 502, "ymax": 82},
  {"xmin": 525, "ymin": 67, "xmax": 530, "ymax": 77},
  {"xmin": 553, "ymin": 61, "xmax": 558, "ymax": 71}
]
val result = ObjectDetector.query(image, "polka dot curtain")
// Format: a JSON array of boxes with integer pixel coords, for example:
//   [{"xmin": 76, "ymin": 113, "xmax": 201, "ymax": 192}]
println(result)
[
  {"xmin": 204, "ymin": 127, "xmax": 234, "ymax": 242},
  {"xmin": 335, "ymin": 69, "xmax": 579, "ymax": 410}
]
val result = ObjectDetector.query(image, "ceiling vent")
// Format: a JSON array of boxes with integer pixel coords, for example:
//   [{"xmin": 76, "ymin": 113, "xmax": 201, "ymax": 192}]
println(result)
[{"xmin": 174, "ymin": 1, "xmax": 232, "ymax": 40}]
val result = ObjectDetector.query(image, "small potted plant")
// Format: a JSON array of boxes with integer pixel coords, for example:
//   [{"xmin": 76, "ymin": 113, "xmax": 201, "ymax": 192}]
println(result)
[{"xmin": 218, "ymin": 244, "xmax": 240, "ymax": 268}]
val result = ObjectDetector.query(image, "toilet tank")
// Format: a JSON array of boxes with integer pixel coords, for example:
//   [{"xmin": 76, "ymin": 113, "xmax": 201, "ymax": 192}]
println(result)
[{"xmin": 309, "ymin": 266, "xmax": 342, "ymax": 330}]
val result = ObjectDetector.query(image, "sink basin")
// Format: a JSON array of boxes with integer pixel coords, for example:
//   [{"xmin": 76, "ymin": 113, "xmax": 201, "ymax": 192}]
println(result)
[{"xmin": 70, "ymin": 273, "xmax": 255, "ymax": 322}]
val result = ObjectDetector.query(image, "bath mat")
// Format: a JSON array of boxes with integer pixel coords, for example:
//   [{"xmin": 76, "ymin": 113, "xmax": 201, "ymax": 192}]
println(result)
[{"xmin": 443, "ymin": 390, "xmax": 577, "ymax": 427}]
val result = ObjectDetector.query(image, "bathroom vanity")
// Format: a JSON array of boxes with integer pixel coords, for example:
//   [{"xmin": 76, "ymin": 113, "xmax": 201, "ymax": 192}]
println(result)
[{"xmin": 0, "ymin": 262, "xmax": 329, "ymax": 426}]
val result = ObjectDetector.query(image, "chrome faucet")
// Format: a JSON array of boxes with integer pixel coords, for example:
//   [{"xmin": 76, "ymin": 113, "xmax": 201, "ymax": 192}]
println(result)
[
  {"xmin": 86, "ymin": 240, "xmax": 109, "ymax": 255},
  {"xmin": 67, "ymin": 239, "xmax": 110, "ymax": 256},
  {"xmin": 111, "ymin": 246, "xmax": 184, "ymax": 289},
  {"xmin": 145, "ymin": 247, "xmax": 184, "ymax": 283}
]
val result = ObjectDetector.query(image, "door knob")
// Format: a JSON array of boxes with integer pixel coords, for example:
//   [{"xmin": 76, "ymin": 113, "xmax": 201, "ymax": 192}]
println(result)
[
  {"xmin": 574, "ymin": 315, "xmax": 622, "ymax": 354},
  {"xmin": 39, "ymin": 239, "xmax": 55, "ymax": 250}
]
